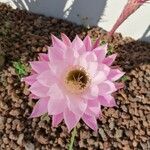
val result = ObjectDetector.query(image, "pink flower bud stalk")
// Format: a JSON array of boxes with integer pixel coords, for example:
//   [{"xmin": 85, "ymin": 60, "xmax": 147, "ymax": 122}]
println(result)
[{"xmin": 109, "ymin": 0, "xmax": 149, "ymax": 36}]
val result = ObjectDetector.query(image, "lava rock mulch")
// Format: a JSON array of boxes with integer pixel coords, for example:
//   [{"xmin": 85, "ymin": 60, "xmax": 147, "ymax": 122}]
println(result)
[{"xmin": 0, "ymin": 3, "xmax": 150, "ymax": 150}]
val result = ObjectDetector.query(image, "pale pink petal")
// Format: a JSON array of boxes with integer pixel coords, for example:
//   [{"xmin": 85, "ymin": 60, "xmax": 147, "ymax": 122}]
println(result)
[
  {"xmin": 82, "ymin": 114, "xmax": 98, "ymax": 131},
  {"xmin": 77, "ymin": 55, "xmax": 87, "ymax": 69},
  {"xmin": 37, "ymin": 70, "xmax": 57, "ymax": 87},
  {"xmin": 93, "ymin": 44, "xmax": 107, "ymax": 62},
  {"xmin": 89, "ymin": 85, "xmax": 99, "ymax": 98},
  {"xmin": 29, "ymin": 98, "xmax": 49, "ymax": 118},
  {"xmin": 103, "ymin": 54, "xmax": 117, "ymax": 66},
  {"xmin": 51, "ymin": 34, "xmax": 66, "ymax": 50},
  {"xmin": 86, "ymin": 52, "xmax": 97, "ymax": 62},
  {"xmin": 98, "ymin": 64, "xmax": 110, "ymax": 76},
  {"xmin": 48, "ymin": 84, "xmax": 64, "ymax": 100},
  {"xmin": 87, "ymin": 62, "xmax": 98, "ymax": 77},
  {"xmin": 83, "ymin": 35, "xmax": 92, "ymax": 51},
  {"xmin": 67, "ymin": 95, "xmax": 87, "ymax": 117},
  {"xmin": 61, "ymin": 33, "xmax": 71, "ymax": 46},
  {"xmin": 92, "ymin": 38, "xmax": 100, "ymax": 49},
  {"xmin": 108, "ymin": 69, "xmax": 125, "ymax": 81},
  {"xmin": 52, "ymin": 113, "xmax": 63, "ymax": 127},
  {"xmin": 48, "ymin": 98, "xmax": 66, "ymax": 115},
  {"xmin": 98, "ymin": 95, "xmax": 117, "ymax": 107},
  {"xmin": 92, "ymin": 64, "xmax": 110, "ymax": 85},
  {"xmin": 83, "ymin": 85, "xmax": 99, "ymax": 100},
  {"xmin": 92, "ymin": 71, "xmax": 106, "ymax": 85},
  {"xmin": 48, "ymin": 84, "xmax": 66, "ymax": 115},
  {"xmin": 76, "ymin": 52, "xmax": 97, "ymax": 69},
  {"xmin": 65, "ymin": 47, "xmax": 79, "ymax": 65},
  {"xmin": 29, "ymin": 94, "xmax": 38, "ymax": 99},
  {"xmin": 115, "ymin": 82, "xmax": 124, "ymax": 90},
  {"xmin": 72, "ymin": 35, "xmax": 83, "ymax": 49},
  {"xmin": 23, "ymin": 74, "xmax": 38, "ymax": 85},
  {"xmin": 48, "ymin": 46, "xmax": 64, "ymax": 62},
  {"xmin": 72, "ymin": 35, "xmax": 86, "ymax": 54},
  {"xmin": 98, "ymin": 81, "xmax": 117, "ymax": 95},
  {"xmin": 63, "ymin": 107, "xmax": 81, "ymax": 132},
  {"xmin": 29, "ymin": 81, "xmax": 49, "ymax": 98},
  {"xmin": 48, "ymin": 46, "xmax": 67, "ymax": 74},
  {"xmin": 38, "ymin": 53, "xmax": 49, "ymax": 61},
  {"xmin": 30, "ymin": 61, "xmax": 50, "ymax": 73},
  {"xmin": 85, "ymin": 100, "xmax": 101, "ymax": 117}
]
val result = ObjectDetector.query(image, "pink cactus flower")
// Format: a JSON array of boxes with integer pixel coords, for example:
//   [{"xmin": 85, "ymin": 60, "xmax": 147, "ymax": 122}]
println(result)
[
  {"xmin": 23, "ymin": 34, "xmax": 124, "ymax": 132},
  {"xmin": 109, "ymin": 0, "xmax": 149, "ymax": 36}
]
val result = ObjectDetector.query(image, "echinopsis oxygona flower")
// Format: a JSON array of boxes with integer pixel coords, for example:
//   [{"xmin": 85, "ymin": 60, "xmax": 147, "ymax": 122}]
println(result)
[{"xmin": 23, "ymin": 34, "xmax": 124, "ymax": 132}]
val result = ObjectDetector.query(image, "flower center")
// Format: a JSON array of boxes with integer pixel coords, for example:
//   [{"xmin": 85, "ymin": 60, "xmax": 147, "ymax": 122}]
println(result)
[{"xmin": 64, "ymin": 67, "xmax": 91, "ymax": 94}]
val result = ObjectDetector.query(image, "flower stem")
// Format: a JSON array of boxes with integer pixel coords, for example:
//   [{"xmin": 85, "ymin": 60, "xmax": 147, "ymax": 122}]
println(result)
[{"xmin": 68, "ymin": 127, "xmax": 77, "ymax": 150}]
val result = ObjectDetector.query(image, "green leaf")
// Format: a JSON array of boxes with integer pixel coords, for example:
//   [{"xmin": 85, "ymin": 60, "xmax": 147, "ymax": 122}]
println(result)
[
  {"xmin": 121, "ymin": 76, "xmax": 129, "ymax": 82},
  {"xmin": 13, "ymin": 61, "xmax": 27, "ymax": 77}
]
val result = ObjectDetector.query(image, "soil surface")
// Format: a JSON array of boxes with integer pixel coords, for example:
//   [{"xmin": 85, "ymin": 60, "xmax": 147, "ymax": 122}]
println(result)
[{"xmin": 0, "ymin": 3, "xmax": 150, "ymax": 150}]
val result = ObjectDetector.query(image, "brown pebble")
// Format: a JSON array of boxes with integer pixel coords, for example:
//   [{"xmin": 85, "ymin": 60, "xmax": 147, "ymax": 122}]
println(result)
[{"xmin": 17, "ymin": 134, "xmax": 24, "ymax": 146}]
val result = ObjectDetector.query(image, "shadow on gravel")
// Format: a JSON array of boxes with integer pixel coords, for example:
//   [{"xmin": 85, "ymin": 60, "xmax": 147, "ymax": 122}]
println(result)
[{"xmin": 115, "ymin": 40, "xmax": 150, "ymax": 72}]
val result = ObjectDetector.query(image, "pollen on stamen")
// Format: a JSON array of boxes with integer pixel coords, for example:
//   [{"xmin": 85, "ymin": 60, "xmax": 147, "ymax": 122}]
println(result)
[{"xmin": 64, "ymin": 67, "xmax": 91, "ymax": 94}]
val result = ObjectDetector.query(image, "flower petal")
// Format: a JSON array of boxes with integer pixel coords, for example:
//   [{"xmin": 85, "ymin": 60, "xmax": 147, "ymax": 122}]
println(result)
[
  {"xmin": 67, "ymin": 95, "xmax": 87, "ymax": 117},
  {"xmin": 38, "ymin": 53, "xmax": 49, "ymax": 61},
  {"xmin": 87, "ymin": 85, "xmax": 99, "ymax": 98},
  {"xmin": 48, "ymin": 98, "xmax": 66, "ymax": 115},
  {"xmin": 93, "ymin": 44, "xmax": 107, "ymax": 62},
  {"xmin": 92, "ymin": 38, "xmax": 100, "ymax": 49},
  {"xmin": 83, "ymin": 35, "xmax": 92, "ymax": 51},
  {"xmin": 48, "ymin": 46, "xmax": 67, "ymax": 75},
  {"xmin": 65, "ymin": 47, "xmax": 79, "ymax": 65},
  {"xmin": 98, "ymin": 81, "xmax": 116, "ymax": 95},
  {"xmin": 108, "ymin": 69, "xmax": 125, "ymax": 81},
  {"xmin": 98, "ymin": 64, "xmax": 110, "ymax": 76},
  {"xmin": 51, "ymin": 34, "xmax": 66, "ymax": 50},
  {"xmin": 29, "ymin": 94, "xmax": 38, "ymax": 99},
  {"xmin": 48, "ymin": 84, "xmax": 66, "ymax": 115},
  {"xmin": 29, "ymin": 81, "xmax": 49, "ymax": 98},
  {"xmin": 87, "ymin": 62, "xmax": 98, "ymax": 77},
  {"xmin": 72, "ymin": 35, "xmax": 86, "ymax": 54},
  {"xmin": 48, "ymin": 46, "xmax": 64, "ymax": 62},
  {"xmin": 82, "ymin": 114, "xmax": 98, "ymax": 131},
  {"xmin": 92, "ymin": 64, "xmax": 110, "ymax": 84},
  {"xmin": 30, "ymin": 61, "xmax": 50, "ymax": 73},
  {"xmin": 92, "ymin": 71, "xmax": 106, "ymax": 85},
  {"xmin": 29, "ymin": 98, "xmax": 49, "ymax": 118},
  {"xmin": 23, "ymin": 74, "xmax": 38, "ymax": 85},
  {"xmin": 103, "ymin": 54, "xmax": 117, "ymax": 66},
  {"xmin": 63, "ymin": 107, "xmax": 81, "ymax": 132},
  {"xmin": 37, "ymin": 70, "xmax": 57, "ymax": 87},
  {"xmin": 52, "ymin": 113, "xmax": 63, "ymax": 127},
  {"xmin": 86, "ymin": 52, "xmax": 97, "ymax": 62},
  {"xmin": 61, "ymin": 33, "xmax": 71, "ymax": 47},
  {"xmin": 85, "ymin": 100, "xmax": 101, "ymax": 117},
  {"xmin": 48, "ymin": 84, "xmax": 64, "ymax": 99},
  {"xmin": 115, "ymin": 82, "xmax": 124, "ymax": 90},
  {"xmin": 98, "ymin": 95, "xmax": 117, "ymax": 107},
  {"xmin": 77, "ymin": 55, "xmax": 87, "ymax": 69}
]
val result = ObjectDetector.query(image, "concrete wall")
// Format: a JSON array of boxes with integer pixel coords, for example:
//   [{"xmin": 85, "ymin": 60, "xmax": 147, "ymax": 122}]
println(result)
[{"xmin": 1, "ymin": 0, "xmax": 150, "ymax": 42}]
